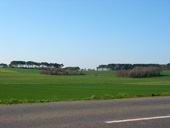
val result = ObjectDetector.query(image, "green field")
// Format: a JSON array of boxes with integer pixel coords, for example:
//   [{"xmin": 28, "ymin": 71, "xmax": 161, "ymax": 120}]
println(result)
[{"xmin": 0, "ymin": 68, "xmax": 170, "ymax": 104}]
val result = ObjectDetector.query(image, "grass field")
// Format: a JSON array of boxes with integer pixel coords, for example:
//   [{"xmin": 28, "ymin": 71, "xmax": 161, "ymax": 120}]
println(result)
[{"xmin": 0, "ymin": 68, "xmax": 170, "ymax": 104}]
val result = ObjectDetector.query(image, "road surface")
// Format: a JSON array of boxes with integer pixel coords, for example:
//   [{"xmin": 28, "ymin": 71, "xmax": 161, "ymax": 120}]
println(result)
[{"xmin": 0, "ymin": 97, "xmax": 170, "ymax": 128}]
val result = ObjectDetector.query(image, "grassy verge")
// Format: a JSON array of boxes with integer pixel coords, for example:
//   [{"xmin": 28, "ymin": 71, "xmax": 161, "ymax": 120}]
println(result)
[{"xmin": 1, "ymin": 93, "xmax": 170, "ymax": 105}]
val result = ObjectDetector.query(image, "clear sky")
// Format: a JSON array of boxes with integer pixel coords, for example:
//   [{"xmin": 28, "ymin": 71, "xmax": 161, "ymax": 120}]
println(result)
[{"xmin": 0, "ymin": 0, "xmax": 170, "ymax": 69}]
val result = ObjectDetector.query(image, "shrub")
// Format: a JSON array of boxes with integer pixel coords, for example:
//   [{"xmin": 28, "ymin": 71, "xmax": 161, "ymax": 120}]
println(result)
[
  {"xmin": 116, "ymin": 67, "xmax": 161, "ymax": 78},
  {"xmin": 40, "ymin": 68, "xmax": 84, "ymax": 75}
]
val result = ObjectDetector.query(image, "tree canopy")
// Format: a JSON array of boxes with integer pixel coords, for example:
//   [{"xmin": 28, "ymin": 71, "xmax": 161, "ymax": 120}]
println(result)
[
  {"xmin": 9, "ymin": 61, "xmax": 64, "ymax": 68},
  {"xmin": 97, "ymin": 63, "xmax": 170, "ymax": 70}
]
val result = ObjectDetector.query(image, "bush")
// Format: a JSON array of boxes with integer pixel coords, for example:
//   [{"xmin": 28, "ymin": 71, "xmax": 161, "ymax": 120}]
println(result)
[
  {"xmin": 116, "ymin": 67, "xmax": 161, "ymax": 78},
  {"xmin": 40, "ymin": 68, "xmax": 84, "ymax": 75}
]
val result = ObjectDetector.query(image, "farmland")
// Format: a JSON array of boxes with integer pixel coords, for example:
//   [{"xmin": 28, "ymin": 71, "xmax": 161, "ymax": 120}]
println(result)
[{"xmin": 0, "ymin": 68, "xmax": 170, "ymax": 104}]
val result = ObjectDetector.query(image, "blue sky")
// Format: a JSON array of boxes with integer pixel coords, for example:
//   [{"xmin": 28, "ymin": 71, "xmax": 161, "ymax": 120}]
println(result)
[{"xmin": 0, "ymin": 0, "xmax": 170, "ymax": 69}]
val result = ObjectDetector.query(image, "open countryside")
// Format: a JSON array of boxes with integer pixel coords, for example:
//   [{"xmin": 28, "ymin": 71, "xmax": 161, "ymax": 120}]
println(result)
[
  {"xmin": 0, "ymin": 68, "xmax": 170, "ymax": 104},
  {"xmin": 1, "ymin": 0, "xmax": 170, "ymax": 127}
]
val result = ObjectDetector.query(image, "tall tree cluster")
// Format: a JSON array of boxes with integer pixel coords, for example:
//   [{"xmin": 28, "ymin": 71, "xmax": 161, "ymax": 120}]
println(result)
[{"xmin": 9, "ymin": 61, "xmax": 64, "ymax": 68}]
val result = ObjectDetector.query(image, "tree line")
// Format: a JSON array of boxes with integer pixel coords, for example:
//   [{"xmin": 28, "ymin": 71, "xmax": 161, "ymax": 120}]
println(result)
[
  {"xmin": 97, "ymin": 63, "xmax": 170, "ymax": 71},
  {"xmin": 0, "ymin": 61, "xmax": 82, "ymax": 71},
  {"xmin": 0, "ymin": 61, "xmax": 64, "ymax": 69}
]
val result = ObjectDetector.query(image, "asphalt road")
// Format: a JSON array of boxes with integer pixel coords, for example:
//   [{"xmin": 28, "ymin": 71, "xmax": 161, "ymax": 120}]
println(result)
[{"xmin": 1, "ymin": 97, "xmax": 170, "ymax": 128}]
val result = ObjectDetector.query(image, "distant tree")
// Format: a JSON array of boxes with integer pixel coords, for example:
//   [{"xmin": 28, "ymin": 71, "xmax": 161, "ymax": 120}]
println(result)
[
  {"xmin": 53, "ymin": 63, "xmax": 64, "ymax": 68},
  {"xmin": 97, "ymin": 65, "xmax": 108, "ymax": 71},
  {"xmin": 166, "ymin": 63, "xmax": 170, "ymax": 70},
  {"xmin": 26, "ymin": 61, "xmax": 35, "ymax": 68},
  {"xmin": 65, "ymin": 67, "xmax": 80, "ymax": 71},
  {"xmin": 0, "ymin": 63, "xmax": 8, "ymax": 68},
  {"xmin": 9, "ymin": 61, "xmax": 18, "ymax": 68},
  {"xmin": 18, "ymin": 61, "xmax": 26, "ymax": 68}
]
